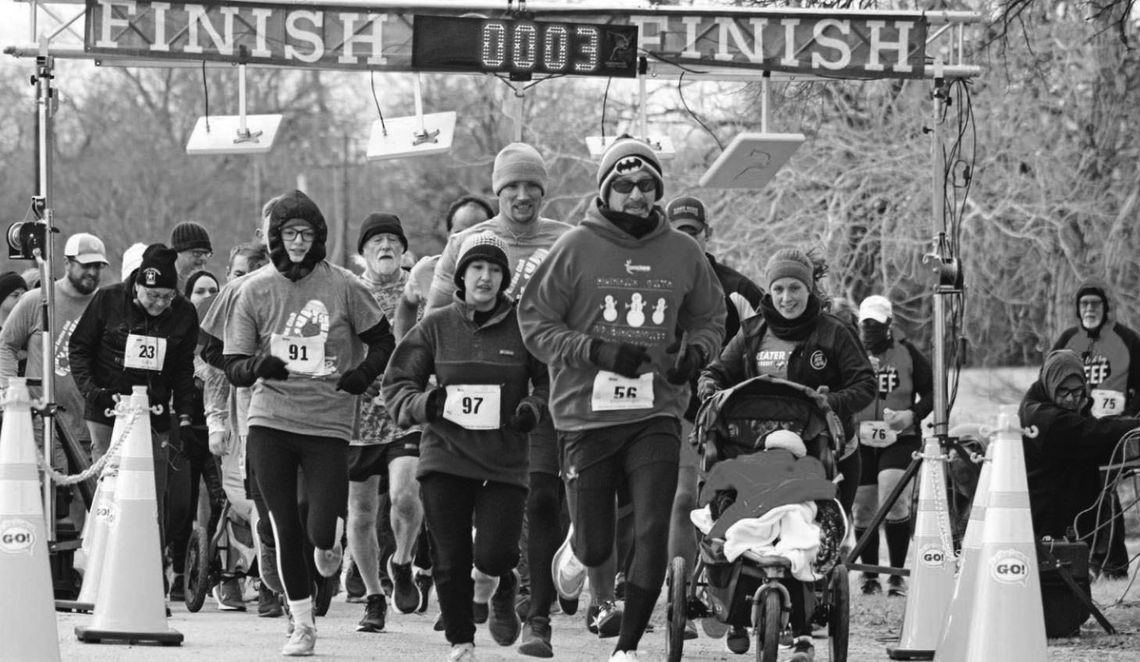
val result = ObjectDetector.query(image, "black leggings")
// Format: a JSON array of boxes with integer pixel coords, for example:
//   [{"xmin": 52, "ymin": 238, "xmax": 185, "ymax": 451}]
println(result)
[
  {"xmin": 165, "ymin": 425, "xmax": 226, "ymax": 573},
  {"xmin": 563, "ymin": 419, "xmax": 680, "ymax": 652},
  {"xmin": 247, "ymin": 426, "xmax": 348, "ymax": 601},
  {"xmin": 420, "ymin": 472, "xmax": 526, "ymax": 645},
  {"xmin": 525, "ymin": 471, "xmax": 564, "ymax": 619}
]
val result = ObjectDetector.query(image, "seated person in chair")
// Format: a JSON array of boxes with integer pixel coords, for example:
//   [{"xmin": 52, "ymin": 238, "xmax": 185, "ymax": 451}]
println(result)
[{"xmin": 1020, "ymin": 349, "xmax": 1140, "ymax": 566}]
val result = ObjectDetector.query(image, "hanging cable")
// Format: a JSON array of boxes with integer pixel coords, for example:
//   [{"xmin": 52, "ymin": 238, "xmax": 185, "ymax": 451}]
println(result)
[
  {"xmin": 601, "ymin": 77, "xmax": 611, "ymax": 141},
  {"xmin": 370, "ymin": 70, "xmax": 387, "ymax": 136},
  {"xmin": 678, "ymin": 71, "xmax": 724, "ymax": 151},
  {"xmin": 201, "ymin": 60, "xmax": 210, "ymax": 132}
]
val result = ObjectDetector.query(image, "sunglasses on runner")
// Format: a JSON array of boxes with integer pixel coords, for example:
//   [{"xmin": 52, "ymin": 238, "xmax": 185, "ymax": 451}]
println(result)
[{"xmin": 611, "ymin": 178, "xmax": 657, "ymax": 194}]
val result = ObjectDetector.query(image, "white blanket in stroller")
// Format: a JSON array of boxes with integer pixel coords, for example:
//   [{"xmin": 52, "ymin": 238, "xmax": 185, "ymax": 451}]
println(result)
[{"xmin": 691, "ymin": 502, "xmax": 824, "ymax": 582}]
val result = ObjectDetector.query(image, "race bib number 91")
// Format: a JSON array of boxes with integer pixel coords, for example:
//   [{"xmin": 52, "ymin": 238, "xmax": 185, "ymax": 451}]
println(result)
[
  {"xmin": 123, "ymin": 334, "xmax": 167, "ymax": 371},
  {"xmin": 591, "ymin": 372, "xmax": 654, "ymax": 411},
  {"xmin": 859, "ymin": 420, "xmax": 897, "ymax": 448},
  {"xmin": 443, "ymin": 384, "xmax": 501, "ymax": 430},
  {"xmin": 270, "ymin": 334, "xmax": 325, "ymax": 375}
]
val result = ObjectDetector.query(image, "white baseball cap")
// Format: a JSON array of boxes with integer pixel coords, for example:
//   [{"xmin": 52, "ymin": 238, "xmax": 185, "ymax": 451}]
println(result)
[
  {"xmin": 64, "ymin": 233, "xmax": 108, "ymax": 265},
  {"xmin": 858, "ymin": 295, "xmax": 893, "ymax": 324}
]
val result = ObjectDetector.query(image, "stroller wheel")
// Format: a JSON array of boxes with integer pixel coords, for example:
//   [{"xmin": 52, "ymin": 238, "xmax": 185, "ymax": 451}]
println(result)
[
  {"xmin": 665, "ymin": 556, "xmax": 688, "ymax": 662},
  {"xmin": 184, "ymin": 526, "xmax": 212, "ymax": 613},
  {"xmin": 828, "ymin": 564, "xmax": 850, "ymax": 662},
  {"xmin": 752, "ymin": 589, "xmax": 782, "ymax": 662}
]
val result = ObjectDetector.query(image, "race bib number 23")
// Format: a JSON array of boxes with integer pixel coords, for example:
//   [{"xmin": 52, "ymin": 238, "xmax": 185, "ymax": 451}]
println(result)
[{"xmin": 123, "ymin": 334, "xmax": 167, "ymax": 371}]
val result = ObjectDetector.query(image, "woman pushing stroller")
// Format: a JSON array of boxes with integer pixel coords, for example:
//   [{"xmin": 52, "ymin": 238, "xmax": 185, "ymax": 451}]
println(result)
[{"xmin": 699, "ymin": 247, "xmax": 875, "ymax": 662}]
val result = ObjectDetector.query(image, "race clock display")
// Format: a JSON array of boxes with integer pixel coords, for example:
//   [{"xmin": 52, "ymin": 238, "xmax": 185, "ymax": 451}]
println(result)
[{"xmin": 412, "ymin": 15, "xmax": 639, "ymax": 79}]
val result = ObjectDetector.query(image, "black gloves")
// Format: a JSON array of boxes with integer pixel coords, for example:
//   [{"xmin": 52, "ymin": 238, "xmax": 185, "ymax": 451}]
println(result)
[
  {"xmin": 336, "ymin": 368, "xmax": 373, "ymax": 395},
  {"xmin": 589, "ymin": 339, "xmax": 651, "ymax": 379},
  {"xmin": 665, "ymin": 341, "xmax": 707, "ymax": 385},
  {"xmin": 253, "ymin": 355, "xmax": 290, "ymax": 381},
  {"xmin": 425, "ymin": 387, "xmax": 447, "ymax": 422},
  {"xmin": 507, "ymin": 403, "xmax": 539, "ymax": 433}
]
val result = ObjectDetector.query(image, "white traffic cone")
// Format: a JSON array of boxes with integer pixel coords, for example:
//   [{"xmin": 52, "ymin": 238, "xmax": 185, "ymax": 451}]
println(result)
[
  {"xmin": 888, "ymin": 438, "xmax": 957, "ymax": 660},
  {"xmin": 60, "ymin": 471, "xmax": 117, "ymax": 613},
  {"xmin": 934, "ymin": 441, "xmax": 994, "ymax": 661},
  {"xmin": 75, "ymin": 386, "xmax": 182, "ymax": 645},
  {"xmin": 0, "ymin": 378, "xmax": 61, "ymax": 661}
]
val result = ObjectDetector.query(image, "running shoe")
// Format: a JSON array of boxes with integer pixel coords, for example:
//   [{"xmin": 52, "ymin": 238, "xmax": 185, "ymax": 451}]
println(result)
[
  {"xmin": 282, "ymin": 621, "xmax": 316, "ymax": 656},
  {"xmin": 860, "ymin": 576, "xmax": 882, "ymax": 595},
  {"xmin": 259, "ymin": 536, "xmax": 284, "ymax": 595},
  {"xmin": 434, "ymin": 611, "xmax": 447, "ymax": 631},
  {"xmin": 214, "ymin": 578, "xmax": 247, "ymax": 611},
  {"xmin": 608, "ymin": 651, "xmax": 647, "ymax": 662},
  {"xmin": 314, "ymin": 542, "xmax": 343, "ymax": 578},
  {"xmin": 357, "ymin": 594, "xmax": 387, "ymax": 633},
  {"xmin": 415, "ymin": 569, "xmax": 434, "ymax": 613},
  {"xmin": 258, "ymin": 583, "xmax": 284, "ymax": 618},
  {"xmin": 313, "ymin": 574, "xmax": 338, "ymax": 617},
  {"xmin": 591, "ymin": 600, "xmax": 622, "ymax": 639},
  {"xmin": 168, "ymin": 574, "xmax": 185, "ymax": 602},
  {"xmin": 551, "ymin": 528, "xmax": 586, "ymax": 605},
  {"xmin": 472, "ymin": 601, "xmax": 489, "ymax": 624},
  {"xmin": 448, "ymin": 642, "xmax": 476, "ymax": 662},
  {"xmin": 787, "ymin": 636, "xmax": 814, "ymax": 662},
  {"xmin": 389, "ymin": 558, "xmax": 422, "ymax": 614},
  {"xmin": 887, "ymin": 576, "xmax": 907, "ymax": 598},
  {"xmin": 725, "ymin": 625, "xmax": 750, "ymax": 654},
  {"xmin": 344, "ymin": 562, "xmax": 366, "ymax": 604},
  {"xmin": 517, "ymin": 615, "xmax": 553, "ymax": 658},
  {"xmin": 489, "ymin": 570, "xmax": 522, "ymax": 646},
  {"xmin": 683, "ymin": 619, "xmax": 698, "ymax": 641}
]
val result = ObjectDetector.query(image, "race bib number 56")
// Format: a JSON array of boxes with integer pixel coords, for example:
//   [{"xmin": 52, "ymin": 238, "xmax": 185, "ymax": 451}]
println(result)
[{"xmin": 591, "ymin": 372, "xmax": 654, "ymax": 411}]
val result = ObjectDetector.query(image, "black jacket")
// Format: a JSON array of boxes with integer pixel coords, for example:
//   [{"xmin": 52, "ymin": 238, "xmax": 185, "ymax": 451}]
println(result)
[
  {"xmin": 1019, "ymin": 380, "xmax": 1140, "ymax": 538},
  {"xmin": 69, "ymin": 281, "xmax": 200, "ymax": 433},
  {"xmin": 700, "ymin": 305, "xmax": 876, "ymax": 443}
]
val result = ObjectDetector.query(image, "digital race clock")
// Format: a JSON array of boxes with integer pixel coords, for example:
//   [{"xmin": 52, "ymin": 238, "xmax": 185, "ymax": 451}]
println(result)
[{"xmin": 412, "ymin": 15, "xmax": 639, "ymax": 79}]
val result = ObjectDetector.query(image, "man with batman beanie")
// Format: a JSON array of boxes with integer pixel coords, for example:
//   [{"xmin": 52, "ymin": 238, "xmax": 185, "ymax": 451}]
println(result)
[{"xmin": 518, "ymin": 136, "xmax": 725, "ymax": 662}]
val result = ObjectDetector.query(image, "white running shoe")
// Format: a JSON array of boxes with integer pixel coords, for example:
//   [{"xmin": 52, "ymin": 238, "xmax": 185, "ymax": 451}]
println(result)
[
  {"xmin": 609, "ymin": 650, "xmax": 651, "ymax": 662},
  {"xmin": 448, "ymin": 642, "xmax": 477, "ymax": 662},
  {"xmin": 281, "ymin": 622, "xmax": 316, "ymax": 656},
  {"xmin": 551, "ymin": 526, "xmax": 586, "ymax": 601}
]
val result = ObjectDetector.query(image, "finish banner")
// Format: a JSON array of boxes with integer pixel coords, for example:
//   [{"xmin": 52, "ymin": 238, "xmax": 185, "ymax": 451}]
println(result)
[{"xmin": 85, "ymin": 1, "xmax": 927, "ymax": 79}]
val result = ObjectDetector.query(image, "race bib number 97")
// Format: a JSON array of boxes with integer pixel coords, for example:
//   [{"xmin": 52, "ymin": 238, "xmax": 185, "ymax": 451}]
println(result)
[
  {"xmin": 859, "ymin": 420, "xmax": 897, "ymax": 448},
  {"xmin": 123, "ymin": 334, "xmax": 167, "ymax": 371},
  {"xmin": 443, "ymin": 384, "xmax": 501, "ymax": 430},
  {"xmin": 591, "ymin": 372, "xmax": 654, "ymax": 411}
]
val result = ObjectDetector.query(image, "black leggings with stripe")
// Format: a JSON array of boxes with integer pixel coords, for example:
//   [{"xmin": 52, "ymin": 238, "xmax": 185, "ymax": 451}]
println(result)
[{"xmin": 247, "ymin": 426, "xmax": 348, "ymax": 601}]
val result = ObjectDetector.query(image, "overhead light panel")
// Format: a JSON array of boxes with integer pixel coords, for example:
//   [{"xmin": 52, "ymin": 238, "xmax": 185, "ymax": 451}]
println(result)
[
  {"xmin": 584, "ymin": 135, "xmax": 676, "ymax": 160},
  {"xmin": 698, "ymin": 132, "xmax": 805, "ymax": 189},
  {"xmin": 186, "ymin": 64, "xmax": 283, "ymax": 156},
  {"xmin": 367, "ymin": 75, "xmax": 456, "ymax": 161}
]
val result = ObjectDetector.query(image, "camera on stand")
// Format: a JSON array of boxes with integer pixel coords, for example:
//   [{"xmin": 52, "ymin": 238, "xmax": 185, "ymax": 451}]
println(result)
[{"xmin": 7, "ymin": 220, "xmax": 49, "ymax": 260}]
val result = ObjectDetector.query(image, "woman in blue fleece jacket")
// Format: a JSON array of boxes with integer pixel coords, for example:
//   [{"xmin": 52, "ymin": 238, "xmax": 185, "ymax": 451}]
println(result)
[{"xmin": 383, "ymin": 232, "xmax": 548, "ymax": 662}]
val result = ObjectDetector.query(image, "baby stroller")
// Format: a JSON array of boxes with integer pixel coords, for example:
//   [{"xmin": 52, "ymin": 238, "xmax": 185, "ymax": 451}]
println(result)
[
  {"xmin": 666, "ymin": 376, "xmax": 851, "ymax": 662},
  {"xmin": 183, "ymin": 500, "xmax": 257, "ymax": 612}
]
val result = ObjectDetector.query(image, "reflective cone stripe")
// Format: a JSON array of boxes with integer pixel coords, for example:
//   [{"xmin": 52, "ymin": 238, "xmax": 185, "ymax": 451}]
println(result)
[
  {"xmin": 888, "ymin": 438, "xmax": 957, "ymax": 660},
  {"xmin": 0, "ymin": 378, "xmax": 61, "ymax": 662},
  {"xmin": 935, "ymin": 443, "xmax": 993, "ymax": 662}
]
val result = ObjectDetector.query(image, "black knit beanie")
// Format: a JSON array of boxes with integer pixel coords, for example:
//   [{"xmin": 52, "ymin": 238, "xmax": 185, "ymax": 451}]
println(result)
[
  {"xmin": 135, "ymin": 244, "xmax": 179, "ymax": 289},
  {"xmin": 453, "ymin": 232, "xmax": 511, "ymax": 296},
  {"xmin": 0, "ymin": 271, "xmax": 29, "ymax": 302},
  {"xmin": 357, "ymin": 213, "xmax": 408, "ymax": 254},
  {"xmin": 170, "ymin": 221, "xmax": 212, "ymax": 253}
]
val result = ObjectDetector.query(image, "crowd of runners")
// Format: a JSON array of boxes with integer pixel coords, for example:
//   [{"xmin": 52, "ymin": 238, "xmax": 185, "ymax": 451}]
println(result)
[{"xmin": 2, "ymin": 136, "xmax": 1137, "ymax": 661}]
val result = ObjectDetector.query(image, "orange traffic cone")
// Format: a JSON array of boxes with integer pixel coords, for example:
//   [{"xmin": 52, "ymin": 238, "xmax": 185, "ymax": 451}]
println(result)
[
  {"xmin": 934, "ymin": 441, "xmax": 994, "ymax": 661},
  {"xmin": 936, "ymin": 407, "xmax": 1046, "ymax": 661},
  {"xmin": 58, "ymin": 471, "xmax": 117, "ymax": 613},
  {"xmin": 0, "ymin": 378, "xmax": 61, "ymax": 662},
  {"xmin": 75, "ymin": 386, "xmax": 182, "ymax": 646},
  {"xmin": 888, "ymin": 438, "xmax": 957, "ymax": 660}
]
